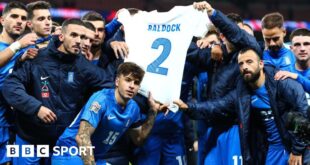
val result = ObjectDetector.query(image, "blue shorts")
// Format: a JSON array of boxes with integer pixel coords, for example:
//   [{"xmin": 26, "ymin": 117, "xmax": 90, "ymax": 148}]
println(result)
[
  {"xmin": 303, "ymin": 148, "xmax": 310, "ymax": 164},
  {"xmin": 13, "ymin": 135, "xmax": 50, "ymax": 165},
  {"xmin": 134, "ymin": 134, "xmax": 186, "ymax": 165},
  {"xmin": 0, "ymin": 127, "xmax": 11, "ymax": 164},
  {"xmin": 202, "ymin": 125, "xmax": 242, "ymax": 165},
  {"xmin": 266, "ymin": 145, "xmax": 289, "ymax": 165},
  {"xmin": 52, "ymin": 155, "xmax": 108, "ymax": 165}
]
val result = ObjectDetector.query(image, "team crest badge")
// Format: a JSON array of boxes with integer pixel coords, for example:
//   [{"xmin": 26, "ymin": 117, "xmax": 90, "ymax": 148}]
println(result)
[
  {"xmin": 89, "ymin": 101, "xmax": 101, "ymax": 113},
  {"xmin": 41, "ymin": 80, "xmax": 50, "ymax": 98}
]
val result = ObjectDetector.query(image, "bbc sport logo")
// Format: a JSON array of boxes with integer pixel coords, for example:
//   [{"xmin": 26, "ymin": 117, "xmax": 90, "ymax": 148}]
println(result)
[{"xmin": 6, "ymin": 145, "xmax": 95, "ymax": 157}]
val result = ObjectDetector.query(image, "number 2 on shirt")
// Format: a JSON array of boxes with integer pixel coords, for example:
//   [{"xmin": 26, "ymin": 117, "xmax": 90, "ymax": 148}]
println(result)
[{"xmin": 147, "ymin": 38, "xmax": 171, "ymax": 75}]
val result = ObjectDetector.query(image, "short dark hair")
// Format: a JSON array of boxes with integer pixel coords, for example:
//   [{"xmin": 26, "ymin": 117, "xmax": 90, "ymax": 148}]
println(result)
[
  {"xmin": 51, "ymin": 21, "xmax": 60, "ymax": 33},
  {"xmin": 205, "ymin": 26, "xmax": 220, "ymax": 43},
  {"xmin": 84, "ymin": 21, "xmax": 96, "ymax": 32},
  {"xmin": 81, "ymin": 11, "xmax": 105, "ymax": 22},
  {"xmin": 127, "ymin": 8, "xmax": 140, "ymax": 16},
  {"xmin": 227, "ymin": 13, "xmax": 243, "ymax": 24},
  {"xmin": 238, "ymin": 47, "xmax": 261, "ymax": 60},
  {"xmin": 290, "ymin": 28, "xmax": 310, "ymax": 41},
  {"xmin": 61, "ymin": 18, "xmax": 85, "ymax": 33},
  {"xmin": 26, "ymin": 1, "xmax": 51, "ymax": 19},
  {"xmin": 243, "ymin": 23, "xmax": 253, "ymax": 31},
  {"xmin": 117, "ymin": 62, "xmax": 145, "ymax": 83},
  {"xmin": 261, "ymin": 12, "xmax": 284, "ymax": 29},
  {"xmin": 2, "ymin": 1, "xmax": 27, "ymax": 16}
]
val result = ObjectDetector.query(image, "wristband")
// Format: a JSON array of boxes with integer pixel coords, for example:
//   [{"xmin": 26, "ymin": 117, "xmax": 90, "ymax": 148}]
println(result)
[{"xmin": 9, "ymin": 41, "xmax": 21, "ymax": 53}]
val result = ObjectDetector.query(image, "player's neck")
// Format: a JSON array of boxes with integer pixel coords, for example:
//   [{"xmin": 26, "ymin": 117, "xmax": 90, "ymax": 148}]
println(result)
[
  {"xmin": 0, "ymin": 30, "xmax": 16, "ymax": 44},
  {"xmin": 115, "ymin": 89, "xmax": 128, "ymax": 108},
  {"xmin": 295, "ymin": 60, "xmax": 310, "ymax": 71},
  {"xmin": 91, "ymin": 45, "xmax": 101, "ymax": 59}
]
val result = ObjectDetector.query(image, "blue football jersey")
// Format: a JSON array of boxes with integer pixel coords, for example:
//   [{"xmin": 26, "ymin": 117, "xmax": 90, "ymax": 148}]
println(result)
[
  {"xmin": 251, "ymin": 84, "xmax": 283, "ymax": 145},
  {"xmin": 0, "ymin": 42, "xmax": 13, "ymax": 127},
  {"xmin": 0, "ymin": 42, "xmax": 15, "ymax": 90},
  {"xmin": 263, "ymin": 47, "xmax": 296, "ymax": 72},
  {"xmin": 294, "ymin": 67, "xmax": 310, "ymax": 105},
  {"xmin": 56, "ymin": 88, "xmax": 142, "ymax": 159}
]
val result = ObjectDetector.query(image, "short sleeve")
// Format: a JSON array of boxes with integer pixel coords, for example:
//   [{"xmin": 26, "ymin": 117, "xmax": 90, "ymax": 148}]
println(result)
[
  {"xmin": 129, "ymin": 103, "xmax": 144, "ymax": 128},
  {"xmin": 81, "ymin": 92, "xmax": 106, "ymax": 128}
]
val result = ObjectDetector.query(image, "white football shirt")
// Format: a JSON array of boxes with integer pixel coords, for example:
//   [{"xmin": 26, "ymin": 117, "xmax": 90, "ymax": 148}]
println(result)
[{"xmin": 118, "ymin": 5, "xmax": 210, "ymax": 109}]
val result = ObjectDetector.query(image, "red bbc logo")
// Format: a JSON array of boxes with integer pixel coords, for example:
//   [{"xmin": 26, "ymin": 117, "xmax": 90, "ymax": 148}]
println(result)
[{"xmin": 41, "ymin": 92, "xmax": 49, "ymax": 98}]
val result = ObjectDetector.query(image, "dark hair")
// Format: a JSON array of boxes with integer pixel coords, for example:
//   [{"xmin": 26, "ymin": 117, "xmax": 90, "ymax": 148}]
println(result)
[
  {"xmin": 117, "ymin": 62, "xmax": 145, "ymax": 83},
  {"xmin": 2, "ymin": 1, "xmax": 27, "ymax": 16},
  {"xmin": 51, "ymin": 21, "xmax": 60, "ymax": 33},
  {"xmin": 61, "ymin": 18, "xmax": 85, "ymax": 33},
  {"xmin": 243, "ymin": 23, "xmax": 253, "ymax": 31},
  {"xmin": 84, "ymin": 21, "xmax": 96, "ymax": 32},
  {"xmin": 81, "ymin": 11, "xmax": 105, "ymax": 22},
  {"xmin": 238, "ymin": 47, "xmax": 261, "ymax": 60},
  {"xmin": 261, "ymin": 12, "xmax": 284, "ymax": 29},
  {"xmin": 52, "ymin": 21, "xmax": 60, "ymax": 27},
  {"xmin": 205, "ymin": 26, "xmax": 220, "ymax": 43},
  {"xmin": 26, "ymin": 1, "xmax": 51, "ymax": 19},
  {"xmin": 127, "ymin": 8, "xmax": 140, "ymax": 16},
  {"xmin": 290, "ymin": 28, "xmax": 310, "ymax": 41},
  {"xmin": 227, "ymin": 13, "xmax": 243, "ymax": 24}
]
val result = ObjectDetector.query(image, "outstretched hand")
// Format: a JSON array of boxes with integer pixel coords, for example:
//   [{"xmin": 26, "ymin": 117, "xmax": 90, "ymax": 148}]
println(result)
[{"xmin": 173, "ymin": 99, "xmax": 188, "ymax": 110}]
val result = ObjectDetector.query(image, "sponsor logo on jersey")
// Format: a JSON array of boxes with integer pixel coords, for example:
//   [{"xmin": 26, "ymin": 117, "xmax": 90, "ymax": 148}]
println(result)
[
  {"xmin": 40, "ymin": 76, "xmax": 49, "ymax": 80},
  {"xmin": 107, "ymin": 114, "xmax": 116, "ymax": 120}
]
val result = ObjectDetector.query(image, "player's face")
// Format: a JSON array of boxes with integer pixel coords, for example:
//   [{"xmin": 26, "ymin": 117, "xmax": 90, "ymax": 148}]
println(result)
[
  {"xmin": 242, "ymin": 25, "xmax": 254, "ymax": 36},
  {"xmin": 88, "ymin": 21, "xmax": 105, "ymax": 46},
  {"xmin": 203, "ymin": 33, "xmax": 220, "ymax": 45},
  {"xmin": 291, "ymin": 36, "xmax": 310, "ymax": 63},
  {"xmin": 115, "ymin": 74, "xmax": 141, "ymax": 100},
  {"xmin": 238, "ymin": 50, "xmax": 263, "ymax": 83},
  {"xmin": 81, "ymin": 28, "xmax": 95, "ymax": 55},
  {"xmin": 262, "ymin": 27, "xmax": 286, "ymax": 52},
  {"xmin": 29, "ymin": 9, "xmax": 52, "ymax": 38},
  {"xmin": 0, "ymin": 8, "xmax": 27, "ymax": 37},
  {"xmin": 59, "ymin": 24, "xmax": 84, "ymax": 55}
]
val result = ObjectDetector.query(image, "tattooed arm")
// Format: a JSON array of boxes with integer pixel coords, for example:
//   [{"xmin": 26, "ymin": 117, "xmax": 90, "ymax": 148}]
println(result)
[
  {"xmin": 76, "ymin": 120, "xmax": 96, "ymax": 165},
  {"xmin": 129, "ymin": 109, "xmax": 157, "ymax": 146},
  {"xmin": 129, "ymin": 92, "xmax": 167, "ymax": 146}
]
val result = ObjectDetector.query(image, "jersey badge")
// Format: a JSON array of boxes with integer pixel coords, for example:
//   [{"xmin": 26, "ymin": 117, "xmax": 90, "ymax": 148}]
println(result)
[{"xmin": 89, "ymin": 101, "xmax": 101, "ymax": 113}]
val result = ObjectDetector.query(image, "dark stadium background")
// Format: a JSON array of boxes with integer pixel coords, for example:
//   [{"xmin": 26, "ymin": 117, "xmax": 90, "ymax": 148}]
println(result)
[{"xmin": 1, "ymin": 0, "xmax": 309, "ymax": 41}]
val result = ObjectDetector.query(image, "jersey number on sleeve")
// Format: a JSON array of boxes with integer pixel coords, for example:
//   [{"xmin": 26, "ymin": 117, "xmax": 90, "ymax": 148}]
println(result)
[{"xmin": 147, "ymin": 38, "xmax": 171, "ymax": 75}]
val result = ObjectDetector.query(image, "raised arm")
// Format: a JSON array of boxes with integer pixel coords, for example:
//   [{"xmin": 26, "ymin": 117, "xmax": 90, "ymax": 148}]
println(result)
[
  {"xmin": 128, "ymin": 92, "xmax": 166, "ymax": 146},
  {"xmin": 0, "ymin": 33, "xmax": 37, "ymax": 67},
  {"xmin": 193, "ymin": 1, "xmax": 261, "ymax": 53},
  {"xmin": 174, "ymin": 88, "xmax": 237, "ymax": 120}
]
